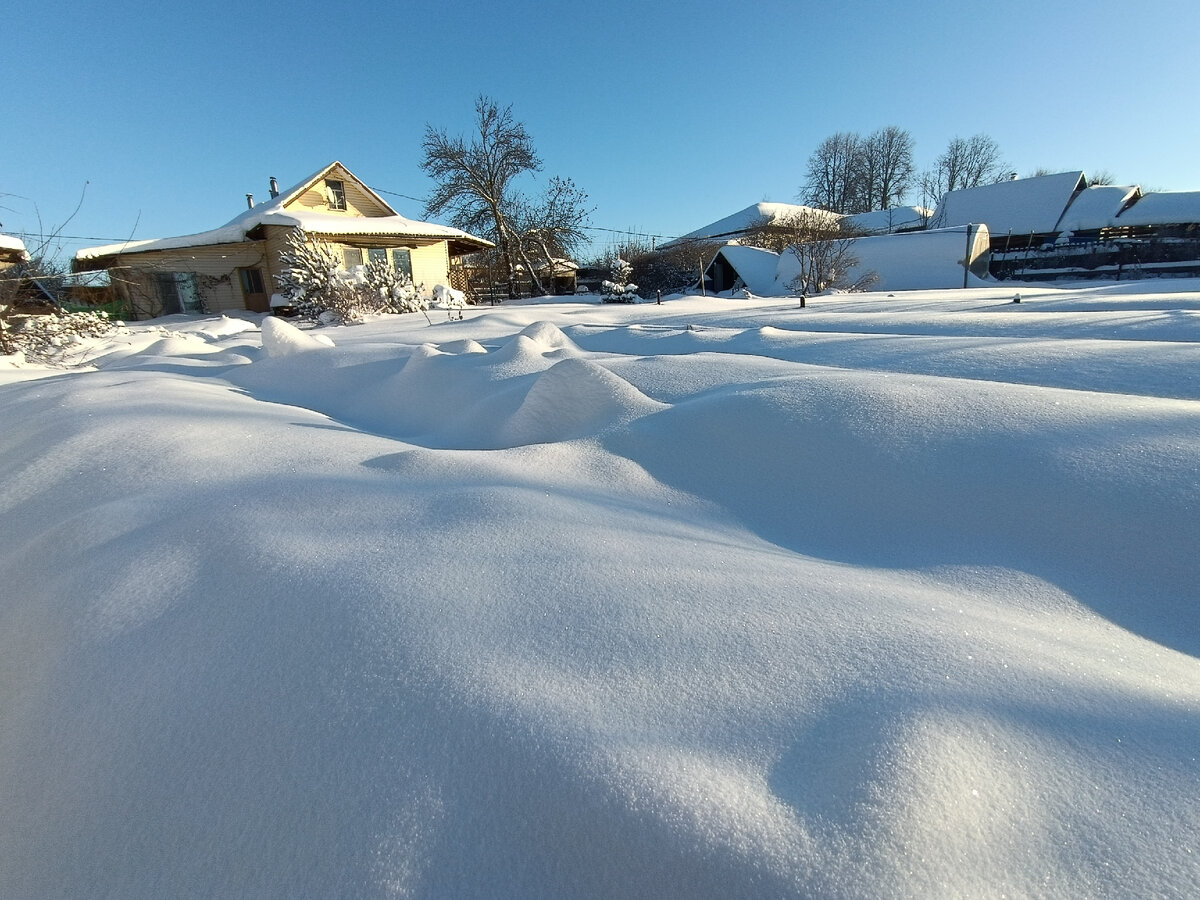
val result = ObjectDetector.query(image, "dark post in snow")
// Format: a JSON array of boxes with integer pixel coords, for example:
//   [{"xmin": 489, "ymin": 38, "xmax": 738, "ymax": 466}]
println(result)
[
  {"xmin": 800, "ymin": 294, "xmax": 806, "ymax": 308},
  {"xmin": 963, "ymin": 223, "xmax": 973, "ymax": 289},
  {"xmin": 657, "ymin": 290, "xmax": 662, "ymax": 305}
]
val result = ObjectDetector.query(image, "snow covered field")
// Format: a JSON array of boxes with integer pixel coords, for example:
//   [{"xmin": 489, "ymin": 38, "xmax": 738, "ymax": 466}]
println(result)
[{"xmin": 2, "ymin": 280, "xmax": 1199, "ymax": 898}]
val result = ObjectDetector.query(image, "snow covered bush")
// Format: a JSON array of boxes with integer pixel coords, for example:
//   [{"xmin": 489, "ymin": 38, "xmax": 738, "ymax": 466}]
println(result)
[
  {"xmin": 363, "ymin": 257, "xmax": 429, "ymax": 315},
  {"xmin": 275, "ymin": 228, "xmax": 353, "ymax": 321},
  {"xmin": 2, "ymin": 309, "xmax": 121, "ymax": 364},
  {"xmin": 276, "ymin": 228, "xmax": 435, "ymax": 324},
  {"xmin": 601, "ymin": 257, "xmax": 639, "ymax": 303}
]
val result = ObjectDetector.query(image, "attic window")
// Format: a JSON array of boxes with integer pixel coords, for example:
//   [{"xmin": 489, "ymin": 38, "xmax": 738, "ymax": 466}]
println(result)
[{"xmin": 326, "ymin": 179, "xmax": 347, "ymax": 210}]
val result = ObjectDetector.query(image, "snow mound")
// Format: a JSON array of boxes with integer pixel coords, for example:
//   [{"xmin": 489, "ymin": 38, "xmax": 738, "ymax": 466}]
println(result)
[
  {"xmin": 260, "ymin": 316, "xmax": 335, "ymax": 357},
  {"xmin": 517, "ymin": 320, "xmax": 578, "ymax": 352},
  {"xmin": 438, "ymin": 338, "xmax": 488, "ymax": 355},
  {"xmin": 501, "ymin": 357, "xmax": 667, "ymax": 446}
]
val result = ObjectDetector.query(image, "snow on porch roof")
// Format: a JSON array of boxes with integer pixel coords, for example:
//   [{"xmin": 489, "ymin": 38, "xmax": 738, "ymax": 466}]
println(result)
[{"xmin": 932, "ymin": 171, "xmax": 1087, "ymax": 237}]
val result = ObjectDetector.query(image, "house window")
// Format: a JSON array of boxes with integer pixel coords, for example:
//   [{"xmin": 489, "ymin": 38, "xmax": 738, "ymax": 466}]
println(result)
[
  {"xmin": 238, "ymin": 267, "xmax": 265, "ymax": 296},
  {"xmin": 367, "ymin": 247, "xmax": 388, "ymax": 266},
  {"xmin": 326, "ymin": 179, "xmax": 347, "ymax": 210},
  {"xmin": 343, "ymin": 248, "xmax": 364, "ymax": 269},
  {"xmin": 391, "ymin": 248, "xmax": 413, "ymax": 279},
  {"xmin": 155, "ymin": 272, "xmax": 202, "ymax": 315}
]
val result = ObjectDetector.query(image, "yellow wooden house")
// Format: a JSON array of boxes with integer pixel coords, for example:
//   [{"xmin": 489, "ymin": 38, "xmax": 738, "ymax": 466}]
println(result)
[{"xmin": 73, "ymin": 162, "xmax": 492, "ymax": 319}]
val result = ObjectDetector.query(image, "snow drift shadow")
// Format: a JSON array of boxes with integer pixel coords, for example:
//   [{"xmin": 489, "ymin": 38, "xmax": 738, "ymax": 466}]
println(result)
[{"xmin": 605, "ymin": 369, "xmax": 1200, "ymax": 656}]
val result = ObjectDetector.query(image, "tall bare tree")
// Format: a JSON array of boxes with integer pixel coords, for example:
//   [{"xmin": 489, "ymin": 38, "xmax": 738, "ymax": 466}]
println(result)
[
  {"xmin": 861, "ymin": 126, "xmax": 916, "ymax": 211},
  {"xmin": 802, "ymin": 132, "xmax": 864, "ymax": 214},
  {"xmin": 920, "ymin": 133, "xmax": 1008, "ymax": 209},
  {"xmin": 804, "ymin": 128, "xmax": 915, "ymax": 214},
  {"xmin": 510, "ymin": 176, "xmax": 593, "ymax": 295},
  {"xmin": 422, "ymin": 96, "xmax": 541, "ymax": 298}
]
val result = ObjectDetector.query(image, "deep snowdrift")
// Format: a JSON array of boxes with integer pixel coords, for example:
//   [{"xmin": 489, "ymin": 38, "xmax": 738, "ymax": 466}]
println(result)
[{"xmin": 2, "ymin": 282, "xmax": 1199, "ymax": 898}]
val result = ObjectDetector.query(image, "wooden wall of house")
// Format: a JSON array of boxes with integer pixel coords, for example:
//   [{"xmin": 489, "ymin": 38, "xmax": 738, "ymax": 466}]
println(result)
[
  {"xmin": 106, "ymin": 243, "xmax": 269, "ymax": 318},
  {"xmin": 410, "ymin": 242, "xmax": 450, "ymax": 288}
]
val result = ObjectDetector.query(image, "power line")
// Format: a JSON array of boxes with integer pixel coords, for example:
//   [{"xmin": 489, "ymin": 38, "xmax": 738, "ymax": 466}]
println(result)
[
  {"xmin": 374, "ymin": 187, "xmax": 429, "ymax": 205},
  {"xmin": 372, "ymin": 185, "xmax": 680, "ymax": 242}
]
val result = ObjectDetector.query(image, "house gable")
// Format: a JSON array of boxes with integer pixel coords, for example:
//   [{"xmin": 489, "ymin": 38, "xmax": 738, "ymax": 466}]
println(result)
[{"xmin": 278, "ymin": 162, "xmax": 397, "ymax": 219}]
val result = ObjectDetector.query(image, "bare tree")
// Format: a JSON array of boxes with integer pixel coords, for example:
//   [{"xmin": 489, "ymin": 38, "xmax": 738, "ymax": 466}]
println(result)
[
  {"xmin": 1089, "ymin": 169, "xmax": 1118, "ymax": 186},
  {"xmin": 861, "ymin": 126, "xmax": 916, "ymax": 211},
  {"xmin": 804, "ymin": 128, "xmax": 915, "ymax": 214},
  {"xmin": 776, "ymin": 209, "xmax": 876, "ymax": 295},
  {"xmin": 510, "ymin": 176, "xmax": 593, "ymax": 295},
  {"xmin": 921, "ymin": 134, "xmax": 1008, "ymax": 209},
  {"xmin": 802, "ymin": 132, "xmax": 864, "ymax": 214},
  {"xmin": 422, "ymin": 96, "xmax": 541, "ymax": 298}
]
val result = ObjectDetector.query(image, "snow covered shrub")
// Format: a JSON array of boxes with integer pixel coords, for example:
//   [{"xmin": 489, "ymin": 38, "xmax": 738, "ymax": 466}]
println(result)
[
  {"xmin": 276, "ymin": 228, "xmax": 437, "ymax": 324},
  {"xmin": 601, "ymin": 258, "xmax": 639, "ymax": 303},
  {"xmin": 432, "ymin": 284, "xmax": 467, "ymax": 321},
  {"xmin": 363, "ymin": 257, "xmax": 430, "ymax": 315},
  {"xmin": 3, "ymin": 309, "xmax": 120, "ymax": 364},
  {"xmin": 275, "ymin": 228, "xmax": 351, "ymax": 321}
]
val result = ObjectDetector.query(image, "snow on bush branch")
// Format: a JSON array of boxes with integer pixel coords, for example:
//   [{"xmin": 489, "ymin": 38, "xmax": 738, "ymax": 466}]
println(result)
[
  {"xmin": 1, "ymin": 309, "xmax": 122, "ymax": 365},
  {"xmin": 275, "ymin": 228, "xmax": 431, "ymax": 325}
]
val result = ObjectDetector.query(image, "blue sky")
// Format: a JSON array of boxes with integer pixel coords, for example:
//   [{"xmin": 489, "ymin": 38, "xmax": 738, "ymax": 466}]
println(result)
[{"xmin": 4, "ymin": 0, "xmax": 1198, "ymax": 263}]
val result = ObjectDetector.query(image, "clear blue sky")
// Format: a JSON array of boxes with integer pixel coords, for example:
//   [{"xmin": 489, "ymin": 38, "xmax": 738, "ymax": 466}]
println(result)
[{"xmin": 4, "ymin": 0, "xmax": 1198, "ymax": 263}]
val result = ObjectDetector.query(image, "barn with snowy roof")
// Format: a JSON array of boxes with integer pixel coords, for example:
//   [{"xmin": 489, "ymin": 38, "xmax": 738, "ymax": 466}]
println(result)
[
  {"xmin": 931, "ymin": 171, "xmax": 1088, "ymax": 251},
  {"xmin": 73, "ymin": 162, "xmax": 492, "ymax": 319}
]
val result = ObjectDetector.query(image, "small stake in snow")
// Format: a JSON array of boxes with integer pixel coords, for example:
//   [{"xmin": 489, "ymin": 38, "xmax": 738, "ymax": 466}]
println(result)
[
  {"xmin": 1012, "ymin": 293, "xmax": 1021, "ymax": 304},
  {"xmin": 657, "ymin": 290, "xmax": 662, "ymax": 305},
  {"xmin": 799, "ymin": 294, "xmax": 806, "ymax": 309}
]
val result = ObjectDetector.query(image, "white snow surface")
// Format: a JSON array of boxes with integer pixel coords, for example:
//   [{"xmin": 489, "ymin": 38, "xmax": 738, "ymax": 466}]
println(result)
[{"xmin": 2, "ymin": 283, "xmax": 1200, "ymax": 899}]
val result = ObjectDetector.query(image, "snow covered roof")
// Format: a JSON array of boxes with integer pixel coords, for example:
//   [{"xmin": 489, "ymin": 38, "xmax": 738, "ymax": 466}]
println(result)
[
  {"xmin": 709, "ymin": 244, "xmax": 781, "ymax": 295},
  {"xmin": 75, "ymin": 162, "xmax": 492, "ymax": 262},
  {"xmin": 932, "ymin": 171, "xmax": 1087, "ymax": 236},
  {"xmin": 843, "ymin": 207, "xmax": 930, "ymax": 234},
  {"xmin": 1055, "ymin": 185, "xmax": 1141, "ymax": 233},
  {"xmin": 0, "ymin": 233, "xmax": 29, "ymax": 259},
  {"xmin": 671, "ymin": 202, "xmax": 835, "ymax": 244},
  {"xmin": 1113, "ymin": 191, "xmax": 1200, "ymax": 227}
]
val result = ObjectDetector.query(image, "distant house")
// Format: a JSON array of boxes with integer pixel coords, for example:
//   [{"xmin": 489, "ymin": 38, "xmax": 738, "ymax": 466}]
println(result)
[
  {"xmin": 673, "ymin": 203, "xmax": 929, "ymax": 250},
  {"xmin": 73, "ymin": 162, "xmax": 493, "ymax": 319},
  {"xmin": 0, "ymin": 234, "xmax": 28, "ymax": 270},
  {"xmin": 842, "ymin": 207, "xmax": 930, "ymax": 235},
  {"xmin": 1105, "ymin": 191, "xmax": 1200, "ymax": 239},
  {"xmin": 668, "ymin": 203, "xmax": 832, "ymax": 247},
  {"xmin": 931, "ymin": 171, "xmax": 1088, "ymax": 251},
  {"xmin": 1051, "ymin": 185, "xmax": 1142, "ymax": 241}
]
